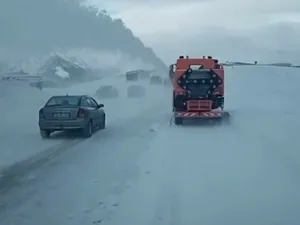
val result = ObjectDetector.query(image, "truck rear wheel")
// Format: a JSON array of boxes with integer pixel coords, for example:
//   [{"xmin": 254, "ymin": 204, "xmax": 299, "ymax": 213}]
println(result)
[{"xmin": 174, "ymin": 117, "xmax": 183, "ymax": 125}]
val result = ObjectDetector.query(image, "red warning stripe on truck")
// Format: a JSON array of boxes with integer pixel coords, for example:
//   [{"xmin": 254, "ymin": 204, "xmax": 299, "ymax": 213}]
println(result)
[{"xmin": 175, "ymin": 111, "xmax": 222, "ymax": 117}]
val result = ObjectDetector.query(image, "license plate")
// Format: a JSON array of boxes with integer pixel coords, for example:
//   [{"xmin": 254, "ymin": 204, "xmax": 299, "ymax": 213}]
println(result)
[{"xmin": 53, "ymin": 113, "xmax": 69, "ymax": 118}]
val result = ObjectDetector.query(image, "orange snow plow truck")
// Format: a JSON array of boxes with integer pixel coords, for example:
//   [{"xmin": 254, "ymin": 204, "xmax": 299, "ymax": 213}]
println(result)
[{"xmin": 172, "ymin": 56, "xmax": 230, "ymax": 125}]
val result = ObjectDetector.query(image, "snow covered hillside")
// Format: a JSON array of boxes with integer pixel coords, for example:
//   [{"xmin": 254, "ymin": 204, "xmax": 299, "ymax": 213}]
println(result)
[
  {"xmin": 0, "ymin": 66, "xmax": 299, "ymax": 225},
  {"xmin": 0, "ymin": 0, "xmax": 167, "ymax": 76}
]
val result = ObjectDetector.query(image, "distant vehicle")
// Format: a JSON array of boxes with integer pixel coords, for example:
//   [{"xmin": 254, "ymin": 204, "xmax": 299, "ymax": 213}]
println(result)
[
  {"xmin": 126, "ymin": 71, "xmax": 139, "ymax": 81},
  {"xmin": 162, "ymin": 78, "xmax": 171, "ymax": 87},
  {"xmin": 36, "ymin": 81, "xmax": 43, "ymax": 90},
  {"xmin": 127, "ymin": 85, "xmax": 146, "ymax": 98},
  {"xmin": 138, "ymin": 70, "xmax": 151, "ymax": 80},
  {"xmin": 95, "ymin": 85, "xmax": 119, "ymax": 99},
  {"xmin": 38, "ymin": 95, "xmax": 105, "ymax": 138},
  {"xmin": 150, "ymin": 75, "xmax": 163, "ymax": 84},
  {"xmin": 30, "ymin": 80, "xmax": 60, "ymax": 89},
  {"xmin": 125, "ymin": 69, "xmax": 151, "ymax": 81}
]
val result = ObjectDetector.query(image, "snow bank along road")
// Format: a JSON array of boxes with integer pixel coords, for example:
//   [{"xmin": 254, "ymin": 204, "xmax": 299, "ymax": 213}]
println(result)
[{"xmin": 0, "ymin": 67, "xmax": 300, "ymax": 225}]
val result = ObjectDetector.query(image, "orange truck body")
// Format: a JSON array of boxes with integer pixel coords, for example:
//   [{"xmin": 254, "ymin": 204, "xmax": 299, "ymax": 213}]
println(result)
[{"xmin": 171, "ymin": 56, "xmax": 228, "ymax": 124}]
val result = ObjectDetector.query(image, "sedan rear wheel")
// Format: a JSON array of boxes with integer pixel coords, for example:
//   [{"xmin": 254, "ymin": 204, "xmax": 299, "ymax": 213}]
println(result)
[
  {"xmin": 40, "ymin": 129, "xmax": 51, "ymax": 139},
  {"xmin": 83, "ymin": 120, "xmax": 93, "ymax": 138}
]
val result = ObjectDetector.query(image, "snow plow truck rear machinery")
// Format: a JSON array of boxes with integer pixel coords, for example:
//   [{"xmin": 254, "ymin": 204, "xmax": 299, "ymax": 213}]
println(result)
[{"xmin": 170, "ymin": 56, "xmax": 230, "ymax": 125}]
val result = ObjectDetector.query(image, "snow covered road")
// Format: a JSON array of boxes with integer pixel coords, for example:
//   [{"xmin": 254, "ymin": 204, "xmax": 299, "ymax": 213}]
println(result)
[
  {"xmin": 0, "ymin": 77, "xmax": 166, "ymax": 170},
  {"xmin": 0, "ymin": 67, "xmax": 300, "ymax": 225}
]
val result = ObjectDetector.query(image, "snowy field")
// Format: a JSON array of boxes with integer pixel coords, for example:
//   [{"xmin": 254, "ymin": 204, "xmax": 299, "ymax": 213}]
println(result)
[{"xmin": 0, "ymin": 66, "xmax": 299, "ymax": 225}]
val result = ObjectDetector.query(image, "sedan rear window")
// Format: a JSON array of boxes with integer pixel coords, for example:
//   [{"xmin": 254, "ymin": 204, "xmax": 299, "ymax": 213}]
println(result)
[{"xmin": 46, "ymin": 96, "xmax": 81, "ymax": 107}]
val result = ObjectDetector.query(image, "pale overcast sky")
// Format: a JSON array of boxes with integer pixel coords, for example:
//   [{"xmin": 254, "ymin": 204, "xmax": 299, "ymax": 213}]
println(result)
[{"xmin": 88, "ymin": 0, "xmax": 300, "ymax": 64}]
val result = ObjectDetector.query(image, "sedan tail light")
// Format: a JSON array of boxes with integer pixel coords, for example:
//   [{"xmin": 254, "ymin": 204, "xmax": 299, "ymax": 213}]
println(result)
[
  {"xmin": 39, "ymin": 108, "xmax": 45, "ymax": 119},
  {"xmin": 77, "ymin": 108, "xmax": 85, "ymax": 118}
]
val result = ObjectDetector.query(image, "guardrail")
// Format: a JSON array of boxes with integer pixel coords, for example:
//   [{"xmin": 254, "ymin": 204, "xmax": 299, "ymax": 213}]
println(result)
[{"xmin": 0, "ymin": 75, "xmax": 43, "ymax": 81}]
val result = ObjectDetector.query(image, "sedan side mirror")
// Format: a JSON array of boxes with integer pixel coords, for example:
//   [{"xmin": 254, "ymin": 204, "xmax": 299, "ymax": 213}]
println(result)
[{"xmin": 98, "ymin": 103, "xmax": 104, "ymax": 108}]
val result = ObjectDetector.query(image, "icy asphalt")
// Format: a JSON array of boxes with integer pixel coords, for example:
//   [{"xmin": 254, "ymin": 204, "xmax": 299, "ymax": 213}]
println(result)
[{"xmin": 0, "ymin": 66, "xmax": 300, "ymax": 225}]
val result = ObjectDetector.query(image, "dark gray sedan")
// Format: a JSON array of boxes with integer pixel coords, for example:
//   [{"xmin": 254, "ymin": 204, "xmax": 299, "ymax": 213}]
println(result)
[{"xmin": 38, "ymin": 95, "xmax": 105, "ymax": 138}]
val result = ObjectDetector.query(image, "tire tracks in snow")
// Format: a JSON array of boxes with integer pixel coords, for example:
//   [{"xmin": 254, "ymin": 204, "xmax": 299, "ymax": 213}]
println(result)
[
  {"xmin": 0, "ymin": 99, "xmax": 170, "ymax": 216},
  {"xmin": 68, "ymin": 103, "xmax": 171, "ymax": 225},
  {"xmin": 0, "ymin": 138, "xmax": 83, "ymax": 194},
  {"xmin": 152, "ymin": 131, "xmax": 183, "ymax": 225},
  {"xmin": 0, "ymin": 89, "xmax": 170, "ymax": 194},
  {"xmin": 98, "ymin": 126, "xmax": 183, "ymax": 225}
]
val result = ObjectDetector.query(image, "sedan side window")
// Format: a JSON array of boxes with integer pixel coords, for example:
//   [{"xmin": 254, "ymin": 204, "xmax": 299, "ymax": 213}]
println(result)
[
  {"xmin": 81, "ymin": 98, "xmax": 89, "ymax": 107},
  {"xmin": 86, "ymin": 98, "xmax": 95, "ymax": 108},
  {"xmin": 90, "ymin": 98, "xmax": 99, "ymax": 108}
]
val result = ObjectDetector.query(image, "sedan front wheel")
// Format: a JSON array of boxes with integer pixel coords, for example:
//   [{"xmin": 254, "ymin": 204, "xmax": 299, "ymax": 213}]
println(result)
[{"xmin": 99, "ymin": 114, "xmax": 106, "ymax": 129}]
